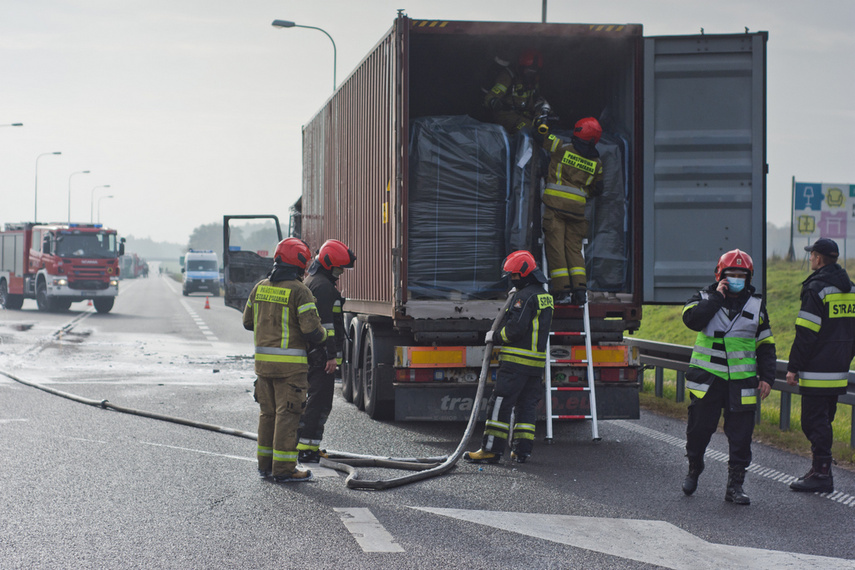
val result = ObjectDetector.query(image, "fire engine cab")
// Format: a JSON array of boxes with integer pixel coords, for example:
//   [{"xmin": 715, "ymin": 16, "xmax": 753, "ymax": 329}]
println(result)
[{"xmin": 0, "ymin": 222, "xmax": 125, "ymax": 313}]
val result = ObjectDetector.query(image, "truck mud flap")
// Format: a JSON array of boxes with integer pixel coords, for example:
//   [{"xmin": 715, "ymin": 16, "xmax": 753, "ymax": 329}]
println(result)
[{"xmin": 394, "ymin": 383, "xmax": 640, "ymax": 422}]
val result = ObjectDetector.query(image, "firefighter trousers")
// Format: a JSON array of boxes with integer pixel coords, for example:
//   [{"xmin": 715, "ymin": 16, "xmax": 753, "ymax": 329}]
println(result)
[
  {"xmin": 686, "ymin": 377, "xmax": 754, "ymax": 468},
  {"xmin": 255, "ymin": 372, "xmax": 308, "ymax": 477},
  {"xmin": 801, "ymin": 394, "xmax": 838, "ymax": 459},
  {"xmin": 297, "ymin": 365, "xmax": 335, "ymax": 452},
  {"xmin": 542, "ymin": 207, "xmax": 588, "ymax": 294},
  {"xmin": 482, "ymin": 366, "xmax": 543, "ymax": 456}
]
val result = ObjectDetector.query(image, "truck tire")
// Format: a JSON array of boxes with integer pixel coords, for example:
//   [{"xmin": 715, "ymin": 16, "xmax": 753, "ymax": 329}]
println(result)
[
  {"xmin": 1, "ymin": 281, "xmax": 24, "ymax": 310},
  {"xmin": 93, "ymin": 298, "xmax": 114, "ymax": 313},
  {"xmin": 36, "ymin": 282, "xmax": 54, "ymax": 312},
  {"xmin": 361, "ymin": 325, "xmax": 395, "ymax": 420},
  {"xmin": 54, "ymin": 299, "xmax": 72, "ymax": 312}
]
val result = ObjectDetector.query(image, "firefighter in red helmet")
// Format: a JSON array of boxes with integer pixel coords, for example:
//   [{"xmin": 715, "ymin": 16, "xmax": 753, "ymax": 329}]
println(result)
[
  {"xmin": 243, "ymin": 237, "xmax": 328, "ymax": 483},
  {"xmin": 297, "ymin": 239, "xmax": 357, "ymax": 464},
  {"xmin": 681, "ymin": 249, "xmax": 775, "ymax": 504},
  {"xmin": 540, "ymin": 117, "xmax": 604, "ymax": 305},
  {"xmin": 464, "ymin": 250, "xmax": 553, "ymax": 465},
  {"xmin": 484, "ymin": 48, "xmax": 551, "ymax": 134}
]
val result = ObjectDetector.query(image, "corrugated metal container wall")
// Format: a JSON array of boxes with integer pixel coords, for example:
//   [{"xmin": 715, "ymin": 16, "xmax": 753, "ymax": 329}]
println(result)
[{"xmin": 302, "ymin": 29, "xmax": 397, "ymax": 312}]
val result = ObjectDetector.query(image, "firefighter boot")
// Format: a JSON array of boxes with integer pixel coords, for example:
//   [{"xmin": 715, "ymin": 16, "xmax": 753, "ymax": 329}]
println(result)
[
  {"xmin": 510, "ymin": 451, "xmax": 529, "ymax": 464},
  {"xmin": 298, "ymin": 449, "xmax": 321, "ymax": 464},
  {"xmin": 724, "ymin": 466, "xmax": 750, "ymax": 505},
  {"xmin": 463, "ymin": 449, "xmax": 502, "ymax": 464},
  {"xmin": 571, "ymin": 287, "xmax": 588, "ymax": 306},
  {"xmin": 681, "ymin": 456, "xmax": 704, "ymax": 496},
  {"xmin": 790, "ymin": 455, "xmax": 834, "ymax": 493},
  {"xmin": 272, "ymin": 469, "xmax": 314, "ymax": 483}
]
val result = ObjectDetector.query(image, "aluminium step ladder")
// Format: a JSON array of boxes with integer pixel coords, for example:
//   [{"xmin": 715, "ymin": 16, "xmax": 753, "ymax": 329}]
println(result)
[{"xmin": 542, "ymin": 248, "xmax": 600, "ymax": 442}]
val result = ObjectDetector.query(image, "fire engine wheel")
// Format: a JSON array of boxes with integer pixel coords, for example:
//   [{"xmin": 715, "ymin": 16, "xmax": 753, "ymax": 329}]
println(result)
[
  {"xmin": 361, "ymin": 326, "xmax": 394, "ymax": 420},
  {"xmin": 93, "ymin": 298, "xmax": 114, "ymax": 314},
  {"xmin": 36, "ymin": 282, "xmax": 54, "ymax": 312},
  {"xmin": 0, "ymin": 281, "xmax": 24, "ymax": 310},
  {"xmin": 53, "ymin": 299, "xmax": 72, "ymax": 312}
]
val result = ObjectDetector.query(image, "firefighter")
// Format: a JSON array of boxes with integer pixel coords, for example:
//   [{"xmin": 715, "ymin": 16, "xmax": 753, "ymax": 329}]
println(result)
[
  {"xmin": 786, "ymin": 238, "xmax": 855, "ymax": 493},
  {"xmin": 484, "ymin": 48, "xmax": 551, "ymax": 134},
  {"xmin": 540, "ymin": 117, "xmax": 604, "ymax": 305},
  {"xmin": 464, "ymin": 250, "xmax": 553, "ymax": 464},
  {"xmin": 243, "ymin": 237, "xmax": 328, "ymax": 483},
  {"xmin": 297, "ymin": 239, "xmax": 357, "ymax": 463},
  {"xmin": 681, "ymin": 249, "xmax": 775, "ymax": 505}
]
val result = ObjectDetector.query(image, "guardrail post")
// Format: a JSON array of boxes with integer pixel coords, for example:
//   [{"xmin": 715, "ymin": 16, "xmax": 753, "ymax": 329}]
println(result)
[
  {"xmin": 779, "ymin": 391, "xmax": 791, "ymax": 431},
  {"xmin": 655, "ymin": 367, "xmax": 663, "ymax": 398},
  {"xmin": 675, "ymin": 370, "xmax": 685, "ymax": 403},
  {"xmin": 850, "ymin": 408, "xmax": 854, "ymax": 449}
]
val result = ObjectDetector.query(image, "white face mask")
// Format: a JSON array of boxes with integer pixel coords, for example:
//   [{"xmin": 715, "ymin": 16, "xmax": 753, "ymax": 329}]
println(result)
[{"xmin": 726, "ymin": 276, "xmax": 746, "ymax": 293}]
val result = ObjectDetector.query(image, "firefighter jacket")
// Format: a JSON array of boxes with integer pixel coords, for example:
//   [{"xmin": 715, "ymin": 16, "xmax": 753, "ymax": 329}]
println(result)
[
  {"xmin": 484, "ymin": 67, "xmax": 545, "ymax": 133},
  {"xmin": 494, "ymin": 283, "xmax": 554, "ymax": 373},
  {"xmin": 787, "ymin": 263, "xmax": 855, "ymax": 396},
  {"xmin": 304, "ymin": 268, "xmax": 345, "ymax": 367},
  {"xmin": 541, "ymin": 134, "xmax": 604, "ymax": 219},
  {"xmin": 242, "ymin": 277, "xmax": 327, "ymax": 377},
  {"xmin": 682, "ymin": 283, "xmax": 776, "ymax": 411}
]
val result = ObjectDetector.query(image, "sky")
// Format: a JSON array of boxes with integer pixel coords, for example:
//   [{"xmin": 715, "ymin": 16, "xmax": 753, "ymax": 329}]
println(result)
[{"xmin": 1, "ymin": 0, "xmax": 853, "ymax": 245}]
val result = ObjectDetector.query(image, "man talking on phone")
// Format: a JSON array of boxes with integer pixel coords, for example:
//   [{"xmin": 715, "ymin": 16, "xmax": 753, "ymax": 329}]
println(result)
[{"xmin": 679, "ymin": 249, "xmax": 776, "ymax": 505}]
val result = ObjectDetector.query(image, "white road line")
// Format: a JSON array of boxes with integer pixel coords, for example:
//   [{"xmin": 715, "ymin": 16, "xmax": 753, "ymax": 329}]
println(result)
[
  {"xmin": 334, "ymin": 508, "xmax": 405, "ymax": 553},
  {"xmin": 179, "ymin": 299, "xmax": 219, "ymax": 342},
  {"xmin": 0, "ymin": 419, "xmax": 28, "ymax": 423},
  {"xmin": 413, "ymin": 507, "xmax": 855, "ymax": 569},
  {"xmin": 614, "ymin": 420, "xmax": 855, "ymax": 507},
  {"xmin": 137, "ymin": 441, "xmax": 339, "ymax": 477}
]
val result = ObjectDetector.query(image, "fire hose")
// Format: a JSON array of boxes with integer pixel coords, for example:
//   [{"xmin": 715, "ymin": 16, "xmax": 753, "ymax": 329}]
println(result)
[{"xmin": 1, "ymin": 296, "xmax": 510, "ymax": 490}]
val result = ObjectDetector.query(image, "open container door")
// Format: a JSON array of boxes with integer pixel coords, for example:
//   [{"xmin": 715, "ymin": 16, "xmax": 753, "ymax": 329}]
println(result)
[
  {"xmin": 222, "ymin": 215, "xmax": 283, "ymax": 312},
  {"xmin": 642, "ymin": 32, "xmax": 767, "ymax": 303}
]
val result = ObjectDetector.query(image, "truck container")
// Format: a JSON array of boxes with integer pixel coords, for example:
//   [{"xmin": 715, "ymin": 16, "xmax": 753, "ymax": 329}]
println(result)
[
  {"xmin": 224, "ymin": 14, "xmax": 767, "ymax": 421},
  {"xmin": 0, "ymin": 222, "xmax": 124, "ymax": 313}
]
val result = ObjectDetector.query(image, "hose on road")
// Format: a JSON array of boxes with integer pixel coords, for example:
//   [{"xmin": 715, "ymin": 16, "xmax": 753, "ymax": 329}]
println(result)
[{"xmin": 2, "ymin": 295, "xmax": 510, "ymax": 490}]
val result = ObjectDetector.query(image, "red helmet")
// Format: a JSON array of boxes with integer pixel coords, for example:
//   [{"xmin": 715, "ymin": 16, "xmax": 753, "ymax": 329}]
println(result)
[
  {"xmin": 317, "ymin": 239, "xmax": 356, "ymax": 270},
  {"xmin": 518, "ymin": 48, "xmax": 543, "ymax": 70},
  {"xmin": 502, "ymin": 250, "xmax": 537, "ymax": 278},
  {"xmin": 274, "ymin": 238, "xmax": 312, "ymax": 269},
  {"xmin": 715, "ymin": 249, "xmax": 754, "ymax": 281},
  {"xmin": 574, "ymin": 117, "xmax": 602, "ymax": 144}
]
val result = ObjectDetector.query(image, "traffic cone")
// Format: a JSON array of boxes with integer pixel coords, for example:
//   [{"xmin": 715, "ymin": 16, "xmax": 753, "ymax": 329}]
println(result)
[
  {"xmin": 87, "ymin": 299, "xmax": 92, "ymax": 306},
  {"xmin": 204, "ymin": 297, "xmax": 210, "ymax": 309}
]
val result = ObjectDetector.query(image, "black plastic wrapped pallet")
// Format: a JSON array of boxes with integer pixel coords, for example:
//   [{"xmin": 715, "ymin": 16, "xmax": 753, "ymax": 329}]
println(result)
[
  {"xmin": 507, "ymin": 130, "xmax": 542, "ymax": 256},
  {"xmin": 408, "ymin": 116, "xmax": 510, "ymax": 300}
]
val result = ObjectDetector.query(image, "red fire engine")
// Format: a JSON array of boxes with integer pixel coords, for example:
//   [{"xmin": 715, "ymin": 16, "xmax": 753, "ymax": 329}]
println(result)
[{"xmin": 0, "ymin": 222, "xmax": 125, "ymax": 313}]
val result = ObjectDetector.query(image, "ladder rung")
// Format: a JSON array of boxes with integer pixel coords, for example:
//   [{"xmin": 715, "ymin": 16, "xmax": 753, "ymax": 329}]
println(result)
[
  {"xmin": 550, "ymin": 331, "xmax": 586, "ymax": 336},
  {"xmin": 550, "ymin": 359, "xmax": 587, "ymax": 364},
  {"xmin": 550, "ymin": 386, "xmax": 591, "ymax": 392},
  {"xmin": 551, "ymin": 414, "xmax": 592, "ymax": 420}
]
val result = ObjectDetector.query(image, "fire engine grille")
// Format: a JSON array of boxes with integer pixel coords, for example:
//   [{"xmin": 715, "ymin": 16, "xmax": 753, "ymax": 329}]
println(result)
[{"xmin": 69, "ymin": 280, "xmax": 108, "ymax": 290}]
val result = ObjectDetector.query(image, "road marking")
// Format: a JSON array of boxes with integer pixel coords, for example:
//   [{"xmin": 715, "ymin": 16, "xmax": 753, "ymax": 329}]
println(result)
[
  {"xmin": 614, "ymin": 421, "xmax": 855, "ymax": 507},
  {"xmin": 138, "ymin": 441, "xmax": 339, "ymax": 477},
  {"xmin": 413, "ymin": 507, "xmax": 855, "ymax": 569},
  {"xmin": 179, "ymin": 299, "xmax": 219, "ymax": 342},
  {"xmin": 0, "ymin": 419, "xmax": 28, "ymax": 423},
  {"xmin": 334, "ymin": 508, "xmax": 405, "ymax": 553}
]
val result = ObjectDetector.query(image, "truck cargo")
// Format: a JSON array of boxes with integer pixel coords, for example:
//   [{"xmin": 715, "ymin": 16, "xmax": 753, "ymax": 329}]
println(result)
[
  {"xmin": 224, "ymin": 14, "xmax": 767, "ymax": 422},
  {"xmin": 0, "ymin": 222, "xmax": 124, "ymax": 313}
]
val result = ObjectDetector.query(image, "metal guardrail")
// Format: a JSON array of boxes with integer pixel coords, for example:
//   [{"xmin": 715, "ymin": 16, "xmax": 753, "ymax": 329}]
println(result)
[{"xmin": 625, "ymin": 337, "xmax": 855, "ymax": 449}]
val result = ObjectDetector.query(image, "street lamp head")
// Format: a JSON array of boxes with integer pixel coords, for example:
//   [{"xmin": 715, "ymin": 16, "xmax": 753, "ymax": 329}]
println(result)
[
  {"xmin": 53, "ymin": 151, "xmax": 62, "ymax": 155},
  {"xmin": 272, "ymin": 19, "xmax": 296, "ymax": 28}
]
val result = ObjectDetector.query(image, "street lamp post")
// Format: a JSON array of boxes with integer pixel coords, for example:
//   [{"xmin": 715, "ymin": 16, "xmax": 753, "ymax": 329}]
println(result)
[
  {"xmin": 90, "ymin": 185, "xmax": 112, "ymax": 223},
  {"xmin": 98, "ymin": 195, "xmax": 114, "ymax": 224},
  {"xmin": 68, "ymin": 170, "xmax": 91, "ymax": 224},
  {"xmin": 34, "ymin": 152, "xmax": 62, "ymax": 222},
  {"xmin": 271, "ymin": 19, "xmax": 337, "ymax": 92},
  {"xmin": 1, "ymin": 123, "xmax": 24, "ymax": 127}
]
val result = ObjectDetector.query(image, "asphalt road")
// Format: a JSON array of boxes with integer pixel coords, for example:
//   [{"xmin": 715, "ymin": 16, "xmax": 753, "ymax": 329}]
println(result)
[{"xmin": 1, "ymin": 273, "xmax": 854, "ymax": 569}]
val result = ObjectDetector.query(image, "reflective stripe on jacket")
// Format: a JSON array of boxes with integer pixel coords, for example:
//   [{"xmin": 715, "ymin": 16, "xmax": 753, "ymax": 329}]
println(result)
[
  {"xmin": 497, "ymin": 284, "xmax": 554, "ymax": 372},
  {"xmin": 541, "ymin": 134, "xmax": 603, "ymax": 215},
  {"xmin": 243, "ymin": 278, "xmax": 327, "ymax": 377},
  {"xmin": 788, "ymin": 263, "xmax": 855, "ymax": 396}
]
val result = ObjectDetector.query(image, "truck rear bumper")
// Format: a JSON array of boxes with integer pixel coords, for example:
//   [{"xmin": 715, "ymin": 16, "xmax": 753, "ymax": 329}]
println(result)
[{"xmin": 393, "ymin": 382, "xmax": 640, "ymax": 422}]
